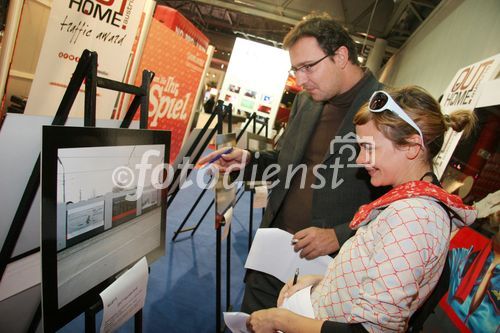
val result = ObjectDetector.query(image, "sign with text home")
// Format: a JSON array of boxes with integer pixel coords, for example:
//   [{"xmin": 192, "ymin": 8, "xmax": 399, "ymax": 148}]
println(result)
[{"xmin": 25, "ymin": 0, "xmax": 145, "ymax": 119}]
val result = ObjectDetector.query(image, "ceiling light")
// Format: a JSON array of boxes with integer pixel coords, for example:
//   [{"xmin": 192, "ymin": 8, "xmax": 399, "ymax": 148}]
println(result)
[{"xmin": 234, "ymin": 0, "xmax": 256, "ymax": 7}]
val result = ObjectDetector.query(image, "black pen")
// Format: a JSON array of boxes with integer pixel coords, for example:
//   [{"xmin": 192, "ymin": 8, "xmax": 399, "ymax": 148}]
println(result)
[{"xmin": 293, "ymin": 268, "xmax": 299, "ymax": 285}]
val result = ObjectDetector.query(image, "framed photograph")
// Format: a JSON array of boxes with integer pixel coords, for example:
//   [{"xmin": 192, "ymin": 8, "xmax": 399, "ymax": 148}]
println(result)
[
  {"xmin": 244, "ymin": 89, "xmax": 257, "ymax": 99},
  {"xmin": 257, "ymin": 104, "xmax": 271, "ymax": 114},
  {"xmin": 261, "ymin": 95, "xmax": 272, "ymax": 104},
  {"xmin": 240, "ymin": 98, "xmax": 255, "ymax": 110},
  {"xmin": 247, "ymin": 132, "xmax": 273, "ymax": 151},
  {"xmin": 41, "ymin": 126, "xmax": 170, "ymax": 332},
  {"xmin": 229, "ymin": 84, "xmax": 241, "ymax": 93}
]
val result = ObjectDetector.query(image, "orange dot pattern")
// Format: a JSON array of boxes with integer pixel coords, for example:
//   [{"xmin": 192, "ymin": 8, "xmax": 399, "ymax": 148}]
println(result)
[{"xmin": 132, "ymin": 19, "xmax": 207, "ymax": 161}]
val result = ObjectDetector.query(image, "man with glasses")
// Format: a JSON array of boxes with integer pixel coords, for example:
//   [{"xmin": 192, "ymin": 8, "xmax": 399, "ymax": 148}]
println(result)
[
  {"xmin": 242, "ymin": 12, "xmax": 391, "ymax": 313},
  {"xmin": 199, "ymin": 13, "xmax": 387, "ymax": 313}
]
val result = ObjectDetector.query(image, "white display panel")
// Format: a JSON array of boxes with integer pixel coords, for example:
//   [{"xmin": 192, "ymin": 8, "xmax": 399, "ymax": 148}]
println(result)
[
  {"xmin": 434, "ymin": 53, "xmax": 500, "ymax": 177},
  {"xmin": 219, "ymin": 38, "xmax": 291, "ymax": 136}
]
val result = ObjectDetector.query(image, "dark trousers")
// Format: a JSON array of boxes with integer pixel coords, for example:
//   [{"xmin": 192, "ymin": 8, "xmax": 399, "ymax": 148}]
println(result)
[{"xmin": 240, "ymin": 269, "xmax": 285, "ymax": 313}]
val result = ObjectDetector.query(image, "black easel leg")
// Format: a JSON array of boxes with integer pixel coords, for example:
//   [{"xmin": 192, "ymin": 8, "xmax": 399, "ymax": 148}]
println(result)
[
  {"xmin": 190, "ymin": 199, "xmax": 214, "ymax": 237},
  {"xmin": 233, "ymin": 186, "xmax": 245, "ymax": 207},
  {"xmin": 249, "ymin": 190, "xmax": 254, "ymax": 252},
  {"xmin": 226, "ymin": 225, "xmax": 231, "ymax": 313},
  {"xmin": 171, "ymin": 187, "xmax": 209, "ymax": 241},
  {"xmin": 85, "ymin": 309, "xmax": 96, "ymax": 333},
  {"xmin": 216, "ymin": 226, "xmax": 222, "ymax": 333},
  {"xmin": 135, "ymin": 309, "xmax": 143, "ymax": 333}
]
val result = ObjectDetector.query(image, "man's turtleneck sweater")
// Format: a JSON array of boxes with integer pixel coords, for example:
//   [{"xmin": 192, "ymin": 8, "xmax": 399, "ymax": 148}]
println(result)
[{"xmin": 274, "ymin": 71, "xmax": 371, "ymax": 233}]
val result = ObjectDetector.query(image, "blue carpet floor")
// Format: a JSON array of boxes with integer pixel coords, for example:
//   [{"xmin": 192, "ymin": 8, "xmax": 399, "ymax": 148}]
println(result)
[{"xmin": 60, "ymin": 169, "xmax": 262, "ymax": 332}]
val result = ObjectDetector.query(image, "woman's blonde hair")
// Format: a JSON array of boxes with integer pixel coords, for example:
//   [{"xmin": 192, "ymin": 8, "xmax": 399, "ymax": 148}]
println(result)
[{"xmin": 353, "ymin": 86, "xmax": 477, "ymax": 164}]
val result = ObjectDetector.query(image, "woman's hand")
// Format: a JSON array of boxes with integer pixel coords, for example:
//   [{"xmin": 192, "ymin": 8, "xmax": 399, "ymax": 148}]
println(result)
[
  {"xmin": 246, "ymin": 308, "xmax": 288, "ymax": 333},
  {"xmin": 277, "ymin": 275, "xmax": 323, "ymax": 307},
  {"xmin": 197, "ymin": 147, "xmax": 251, "ymax": 172},
  {"xmin": 246, "ymin": 308, "xmax": 324, "ymax": 333}
]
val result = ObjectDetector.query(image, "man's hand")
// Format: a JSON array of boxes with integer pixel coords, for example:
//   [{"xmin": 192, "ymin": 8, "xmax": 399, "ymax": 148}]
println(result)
[
  {"xmin": 292, "ymin": 227, "xmax": 339, "ymax": 259},
  {"xmin": 197, "ymin": 147, "xmax": 251, "ymax": 172}
]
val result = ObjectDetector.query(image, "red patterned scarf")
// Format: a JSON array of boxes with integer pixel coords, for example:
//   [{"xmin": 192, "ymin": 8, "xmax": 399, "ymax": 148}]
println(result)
[{"xmin": 349, "ymin": 181, "xmax": 475, "ymax": 230}]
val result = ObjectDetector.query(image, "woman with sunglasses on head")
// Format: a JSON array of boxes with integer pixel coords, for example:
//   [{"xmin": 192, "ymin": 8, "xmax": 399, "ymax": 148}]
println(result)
[{"xmin": 246, "ymin": 86, "xmax": 478, "ymax": 333}]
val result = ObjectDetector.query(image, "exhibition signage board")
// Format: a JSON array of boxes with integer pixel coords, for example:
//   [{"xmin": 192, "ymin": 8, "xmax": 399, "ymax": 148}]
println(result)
[
  {"xmin": 219, "ymin": 38, "xmax": 291, "ymax": 136},
  {"xmin": 434, "ymin": 53, "xmax": 500, "ymax": 177},
  {"xmin": 132, "ymin": 18, "xmax": 208, "ymax": 162},
  {"xmin": 24, "ymin": 0, "xmax": 145, "ymax": 119},
  {"xmin": 154, "ymin": 5, "xmax": 209, "ymax": 51}
]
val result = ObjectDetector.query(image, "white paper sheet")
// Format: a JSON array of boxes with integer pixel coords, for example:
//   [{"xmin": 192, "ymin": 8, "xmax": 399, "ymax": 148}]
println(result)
[
  {"xmin": 244, "ymin": 228, "xmax": 333, "ymax": 283},
  {"xmin": 222, "ymin": 206, "xmax": 234, "ymax": 241},
  {"xmin": 224, "ymin": 285, "xmax": 315, "ymax": 333},
  {"xmin": 253, "ymin": 185, "xmax": 268, "ymax": 208},
  {"xmin": 99, "ymin": 257, "xmax": 149, "ymax": 333},
  {"xmin": 223, "ymin": 312, "xmax": 250, "ymax": 333},
  {"xmin": 0, "ymin": 251, "xmax": 40, "ymax": 302},
  {"xmin": 281, "ymin": 285, "xmax": 315, "ymax": 318}
]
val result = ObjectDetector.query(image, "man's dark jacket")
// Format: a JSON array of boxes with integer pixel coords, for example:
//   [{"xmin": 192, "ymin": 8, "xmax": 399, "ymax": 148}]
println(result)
[{"xmin": 246, "ymin": 71, "xmax": 385, "ymax": 245}]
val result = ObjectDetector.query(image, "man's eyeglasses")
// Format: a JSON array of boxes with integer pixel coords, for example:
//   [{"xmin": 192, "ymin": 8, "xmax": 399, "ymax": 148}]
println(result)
[
  {"xmin": 368, "ymin": 91, "xmax": 424, "ymax": 145},
  {"xmin": 288, "ymin": 54, "xmax": 330, "ymax": 77}
]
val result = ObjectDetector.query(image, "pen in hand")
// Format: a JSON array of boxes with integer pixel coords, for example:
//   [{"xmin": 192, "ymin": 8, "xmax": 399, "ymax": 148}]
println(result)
[
  {"xmin": 197, "ymin": 147, "xmax": 233, "ymax": 168},
  {"xmin": 293, "ymin": 268, "xmax": 299, "ymax": 286}
]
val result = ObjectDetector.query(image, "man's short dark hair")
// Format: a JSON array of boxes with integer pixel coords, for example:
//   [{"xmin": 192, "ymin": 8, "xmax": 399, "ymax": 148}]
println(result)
[{"xmin": 283, "ymin": 13, "xmax": 360, "ymax": 66}]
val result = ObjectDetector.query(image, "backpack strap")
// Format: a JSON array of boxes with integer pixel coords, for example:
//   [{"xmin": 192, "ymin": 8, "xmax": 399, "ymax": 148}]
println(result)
[
  {"xmin": 407, "ymin": 257, "xmax": 451, "ymax": 332},
  {"xmin": 407, "ymin": 172, "xmax": 455, "ymax": 332}
]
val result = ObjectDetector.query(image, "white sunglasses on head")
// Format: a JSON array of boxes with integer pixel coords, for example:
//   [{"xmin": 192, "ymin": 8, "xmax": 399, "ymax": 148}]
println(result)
[{"xmin": 368, "ymin": 91, "xmax": 424, "ymax": 145}]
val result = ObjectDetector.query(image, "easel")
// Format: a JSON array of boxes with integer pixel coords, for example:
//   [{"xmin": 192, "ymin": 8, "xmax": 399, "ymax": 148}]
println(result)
[
  {"xmin": 233, "ymin": 116, "xmax": 270, "ymax": 251},
  {"xmin": 215, "ymin": 107, "xmax": 231, "ymax": 333},
  {"xmin": 171, "ymin": 111, "xmax": 268, "ymax": 241},
  {"xmin": 0, "ymin": 49, "xmax": 153, "ymax": 332},
  {"xmin": 167, "ymin": 108, "xmax": 268, "ymax": 332},
  {"xmin": 215, "ymin": 112, "xmax": 270, "ymax": 332},
  {"xmin": 166, "ymin": 100, "xmax": 231, "ymax": 208}
]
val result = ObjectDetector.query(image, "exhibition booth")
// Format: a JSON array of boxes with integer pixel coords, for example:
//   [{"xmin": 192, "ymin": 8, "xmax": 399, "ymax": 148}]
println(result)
[{"xmin": 0, "ymin": 0, "xmax": 499, "ymax": 332}]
